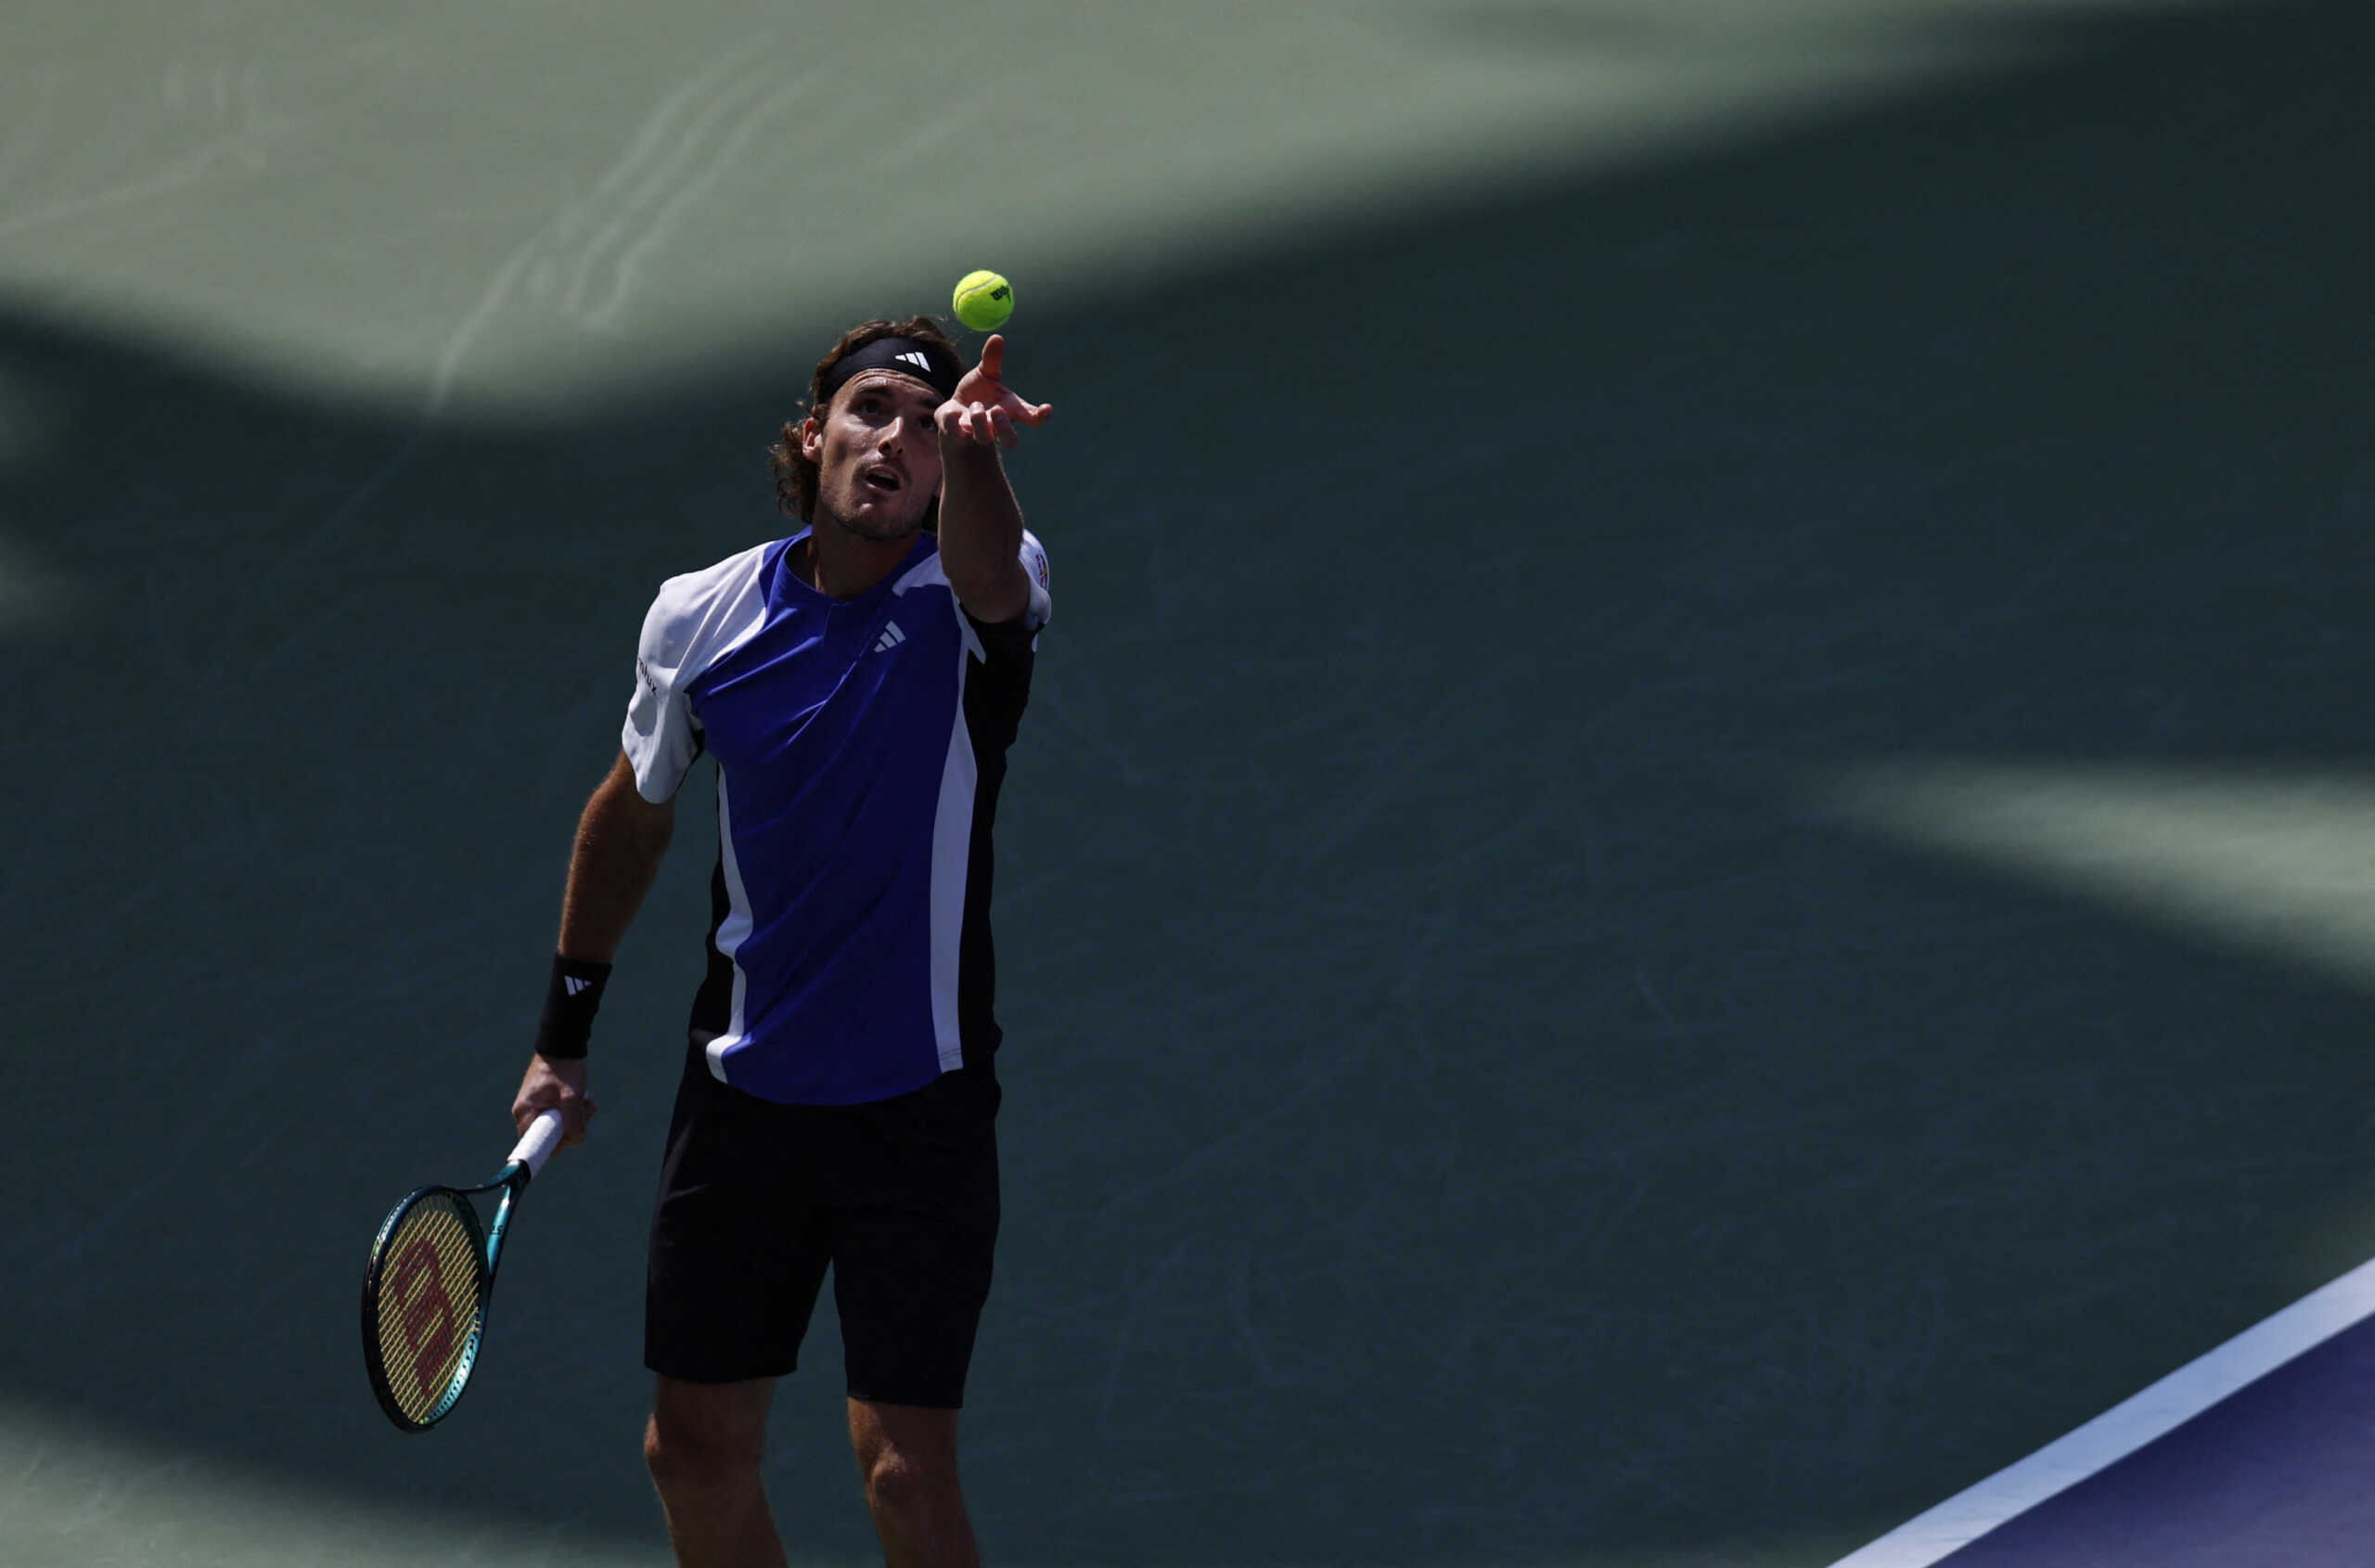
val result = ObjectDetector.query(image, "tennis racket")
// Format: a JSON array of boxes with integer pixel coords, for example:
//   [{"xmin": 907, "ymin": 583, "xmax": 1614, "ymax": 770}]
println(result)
[{"xmin": 361, "ymin": 1107, "xmax": 564, "ymax": 1433}]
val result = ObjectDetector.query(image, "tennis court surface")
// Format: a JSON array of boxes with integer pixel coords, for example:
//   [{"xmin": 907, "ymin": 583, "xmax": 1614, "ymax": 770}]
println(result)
[{"xmin": 3, "ymin": 2, "xmax": 2369, "ymax": 1565}]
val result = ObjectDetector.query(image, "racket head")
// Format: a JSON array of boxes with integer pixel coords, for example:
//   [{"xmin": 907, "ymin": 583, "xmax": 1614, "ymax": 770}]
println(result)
[{"xmin": 361, "ymin": 1184, "xmax": 492, "ymax": 1432}]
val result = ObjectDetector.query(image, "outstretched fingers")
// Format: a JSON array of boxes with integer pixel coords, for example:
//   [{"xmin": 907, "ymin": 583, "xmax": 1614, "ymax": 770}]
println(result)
[
  {"xmin": 972, "ymin": 335, "xmax": 1053, "ymax": 418},
  {"xmin": 945, "ymin": 334, "xmax": 1054, "ymax": 444},
  {"xmin": 943, "ymin": 399, "xmax": 1040, "ymax": 447}
]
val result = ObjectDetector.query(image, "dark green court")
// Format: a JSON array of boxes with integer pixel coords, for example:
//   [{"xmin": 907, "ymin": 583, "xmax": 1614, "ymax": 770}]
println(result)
[{"xmin": 2, "ymin": 3, "xmax": 2369, "ymax": 1564}]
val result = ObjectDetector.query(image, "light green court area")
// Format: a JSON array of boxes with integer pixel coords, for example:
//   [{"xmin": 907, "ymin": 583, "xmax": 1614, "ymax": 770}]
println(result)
[
  {"xmin": 0, "ymin": 0, "xmax": 2222, "ymax": 421},
  {"xmin": 3, "ymin": 2, "xmax": 2369, "ymax": 1565}
]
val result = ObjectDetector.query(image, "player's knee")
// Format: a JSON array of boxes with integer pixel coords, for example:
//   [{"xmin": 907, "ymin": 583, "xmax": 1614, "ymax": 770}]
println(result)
[
  {"xmin": 643, "ymin": 1408, "xmax": 762, "ymax": 1494},
  {"xmin": 861, "ymin": 1447, "xmax": 951, "ymax": 1524}
]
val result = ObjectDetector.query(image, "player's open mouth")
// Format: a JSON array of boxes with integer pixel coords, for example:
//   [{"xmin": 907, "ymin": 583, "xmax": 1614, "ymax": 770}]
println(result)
[{"xmin": 862, "ymin": 467, "xmax": 903, "ymax": 495}]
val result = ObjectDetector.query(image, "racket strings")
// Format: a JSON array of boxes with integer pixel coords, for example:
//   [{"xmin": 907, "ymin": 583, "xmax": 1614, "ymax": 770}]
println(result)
[{"xmin": 371, "ymin": 1195, "xmax": 486, "ymax": 1424}]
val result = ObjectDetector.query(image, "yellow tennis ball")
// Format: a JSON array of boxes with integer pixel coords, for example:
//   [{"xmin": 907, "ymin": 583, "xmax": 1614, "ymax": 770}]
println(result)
[{"xmin": 953, "ymin": 270, "xmax": 1013, "ymax": 332}]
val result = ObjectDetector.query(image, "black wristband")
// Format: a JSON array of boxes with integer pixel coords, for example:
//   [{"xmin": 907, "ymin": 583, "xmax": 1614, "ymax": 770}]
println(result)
[{"xmin": 534, "ymin": 954, "xmax": 613, "ymax": 1060}]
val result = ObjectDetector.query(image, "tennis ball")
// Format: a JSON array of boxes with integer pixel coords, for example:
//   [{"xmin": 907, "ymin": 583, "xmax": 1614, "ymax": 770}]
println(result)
[{"xmin": 953, "ymin": 270, "xmax": 1013, "ymax": 332}]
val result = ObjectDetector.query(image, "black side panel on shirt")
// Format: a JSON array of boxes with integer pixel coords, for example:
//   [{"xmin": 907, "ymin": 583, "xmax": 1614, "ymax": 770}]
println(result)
[
  {"xmin": 689, "ymin": 856, "xmax": 735, "ymax": 1040},
  {"xmin": 956, "ymin": 611, "xmax": 1038, "ymax": 1074}
]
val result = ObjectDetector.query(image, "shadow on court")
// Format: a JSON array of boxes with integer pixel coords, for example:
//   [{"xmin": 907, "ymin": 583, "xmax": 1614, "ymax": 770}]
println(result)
[{"xmin": 1, "ymin": 2, "xmax": 2369, "ymax": 1564}]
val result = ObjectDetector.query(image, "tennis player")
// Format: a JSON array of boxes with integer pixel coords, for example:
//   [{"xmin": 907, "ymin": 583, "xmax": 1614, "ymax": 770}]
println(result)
[{"xmin": 508, "ymin": 315, "xmax": 1053, "ymax": 1568}]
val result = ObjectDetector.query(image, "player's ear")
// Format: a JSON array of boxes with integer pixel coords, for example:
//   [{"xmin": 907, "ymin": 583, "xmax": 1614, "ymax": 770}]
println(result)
[{"xmin": 797, "ymin": 416, "xmax": 823, "ymax": 464}]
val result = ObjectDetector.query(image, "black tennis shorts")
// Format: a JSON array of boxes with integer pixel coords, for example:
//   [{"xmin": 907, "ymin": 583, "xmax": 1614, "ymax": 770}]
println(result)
[{"xmin": 645, "ymin": 1038, "xmax": 1001, "ymax": 1407}]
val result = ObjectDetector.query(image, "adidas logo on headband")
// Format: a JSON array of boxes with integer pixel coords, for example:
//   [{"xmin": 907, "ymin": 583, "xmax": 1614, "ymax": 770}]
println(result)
[{"xmin": 816, "ymin": 335, "xmax": 964, "ymax": 403}]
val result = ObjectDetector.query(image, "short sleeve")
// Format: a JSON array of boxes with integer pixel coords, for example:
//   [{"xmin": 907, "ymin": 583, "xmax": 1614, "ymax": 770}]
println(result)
[
  {"xmin": 1018, "ymin": 528, "xmax": 1053, "ymax": 631},
  {"xmin": 966, "ymin": 531, "xmax": 1053, "ymax": 669},
  {"xmin": 622, "ymin": 595, "xmax": 703, "ymax": 803},
  {"xmin": 618, "ymin": 543, "xmax": 771, "ymax": 803}
]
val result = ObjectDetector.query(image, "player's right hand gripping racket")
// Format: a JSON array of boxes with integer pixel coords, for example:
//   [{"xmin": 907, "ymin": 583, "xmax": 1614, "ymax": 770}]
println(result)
[{"xmin": 361, "ymin": 1108, "xmax": 563, "ymax": 1432}]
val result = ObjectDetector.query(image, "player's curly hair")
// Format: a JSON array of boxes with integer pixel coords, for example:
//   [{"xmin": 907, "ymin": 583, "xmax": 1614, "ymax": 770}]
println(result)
[{"xmin": 768, "ymin": 315, "xmax": 962, "ymax": 526}]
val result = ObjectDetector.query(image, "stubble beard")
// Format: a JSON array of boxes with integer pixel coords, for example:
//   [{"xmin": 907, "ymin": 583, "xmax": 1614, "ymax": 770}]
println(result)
[{"xmin": 818, "ymin": 494, "xmax": 926, "ymax": 545}]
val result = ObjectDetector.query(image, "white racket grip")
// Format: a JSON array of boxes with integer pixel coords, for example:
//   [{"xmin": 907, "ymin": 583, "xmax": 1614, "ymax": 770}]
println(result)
[{"xmin": 508, "ymin": 1108, "xmax": 565, "ymax": 1178}]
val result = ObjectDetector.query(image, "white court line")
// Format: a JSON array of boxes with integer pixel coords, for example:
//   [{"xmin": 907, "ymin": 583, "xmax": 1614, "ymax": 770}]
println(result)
[{"xmin": 1829, "ymin": 1253, "xmax": 2375, "ymax": 1567}]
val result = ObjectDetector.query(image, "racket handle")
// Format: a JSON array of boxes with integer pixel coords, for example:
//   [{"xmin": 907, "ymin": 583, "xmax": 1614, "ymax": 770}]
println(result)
[{"xmin": 508, "ymin": 1107, "xmax": 566, "ymax": 1178}]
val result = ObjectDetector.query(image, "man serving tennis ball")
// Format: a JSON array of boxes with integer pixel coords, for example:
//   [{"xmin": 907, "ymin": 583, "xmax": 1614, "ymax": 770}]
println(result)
[{"xmin": 509, "ymin": 311, "xmax": 1053, "ymax": 1568}]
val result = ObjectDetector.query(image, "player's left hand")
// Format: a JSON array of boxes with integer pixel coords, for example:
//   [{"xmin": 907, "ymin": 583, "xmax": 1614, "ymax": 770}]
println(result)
[{"xmin": 938, "ymin": 335, "xmax": 1053, "ymax": 451}]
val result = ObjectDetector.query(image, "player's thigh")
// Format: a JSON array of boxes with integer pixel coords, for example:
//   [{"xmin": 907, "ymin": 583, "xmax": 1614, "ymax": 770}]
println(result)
[
  {"xmin": 831, "ymin": 1206, "xmax": 997, "ymax": 1407},
  {"xmin": 647, "ymin": 1181, "xmax": 830, "ymax": 1381},
  {"xmin": 828, "ymin": 1071, "xmax": 1000, "ymax": 1409},
  {"xmin": 647, "ymin": 1046, "xmax": 833, "ymax": 1381}
]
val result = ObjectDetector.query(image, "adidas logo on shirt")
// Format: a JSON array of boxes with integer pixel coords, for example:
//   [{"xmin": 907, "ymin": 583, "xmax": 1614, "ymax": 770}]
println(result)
[{"xmin": 873, "ymin": 623, "xmax": 906, "ymax": 653}]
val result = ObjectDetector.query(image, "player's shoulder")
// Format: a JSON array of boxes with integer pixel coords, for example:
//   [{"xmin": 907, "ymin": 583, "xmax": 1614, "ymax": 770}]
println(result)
[
  {"xmin": 649, "ymin": 539, "xmax": 773, "ymax": 616},
  {"xmin": 638, "ymin": 538, "xmax": 778, "ymax": 661},
  {"xmin": 896, "ymin": 529, "xmax": 1051, "ymax": 622}
]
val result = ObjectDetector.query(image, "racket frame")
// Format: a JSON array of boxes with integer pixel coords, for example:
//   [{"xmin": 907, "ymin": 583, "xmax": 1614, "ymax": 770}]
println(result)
[{"xmin": 360, "ymin": 1157, "xmax": 534, "ymax": 1433}]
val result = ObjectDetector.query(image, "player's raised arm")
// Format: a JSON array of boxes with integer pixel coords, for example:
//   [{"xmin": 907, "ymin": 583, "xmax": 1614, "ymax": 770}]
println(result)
[{"xmin": 935, "ymin": 333, "xmax": 1052, "ymax": 623}]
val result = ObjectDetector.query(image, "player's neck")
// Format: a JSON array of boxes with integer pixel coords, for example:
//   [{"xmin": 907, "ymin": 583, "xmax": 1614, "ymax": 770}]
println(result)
[{"xmin": 797, "ymin": 514, "xmax": 920, "ymax": 599}]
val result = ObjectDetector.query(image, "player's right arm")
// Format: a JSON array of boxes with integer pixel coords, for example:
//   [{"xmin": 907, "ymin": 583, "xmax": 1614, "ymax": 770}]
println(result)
[
  {"xmin": 513, "ymin": 546, "xmax": 761, "ymax": 1148},
  {"xmin": 511, "ymin": 751, "xmax": 675, "ymax": 1146},
  {"xmin": 557, "ymin": 749, "xmax": 677, "ymax": 961}
]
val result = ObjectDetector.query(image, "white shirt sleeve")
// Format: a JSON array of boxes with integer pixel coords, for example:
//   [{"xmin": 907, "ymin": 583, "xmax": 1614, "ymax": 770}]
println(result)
[
  {"xmin": 1018, "ymin": 528, "xmax": 1053, "ymax": 631},
  {"xmin": 622, "ymin": 605, "xmax": 701, "ymax": 803},
  {"xmin": 620, "ymin": 544, "xmax": 770, "ymax": 803}
]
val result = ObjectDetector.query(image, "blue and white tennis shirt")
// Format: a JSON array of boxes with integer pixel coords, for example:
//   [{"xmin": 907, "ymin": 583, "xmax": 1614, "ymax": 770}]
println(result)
[{"xmin": 622, "ymin": 527, "xmax": 1051, "ymax": 1105}]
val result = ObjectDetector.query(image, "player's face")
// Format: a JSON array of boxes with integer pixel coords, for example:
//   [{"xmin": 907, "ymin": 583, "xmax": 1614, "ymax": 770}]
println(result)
[{"xmin": 802, "ymin": 372, "xmax": 944, "ymax": 542}]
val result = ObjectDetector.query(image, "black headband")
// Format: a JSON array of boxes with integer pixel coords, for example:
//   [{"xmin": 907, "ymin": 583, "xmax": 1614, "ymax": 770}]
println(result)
[{"xmin": 815, "ymin": 336, "xmax": 964, "ymax": 406}]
